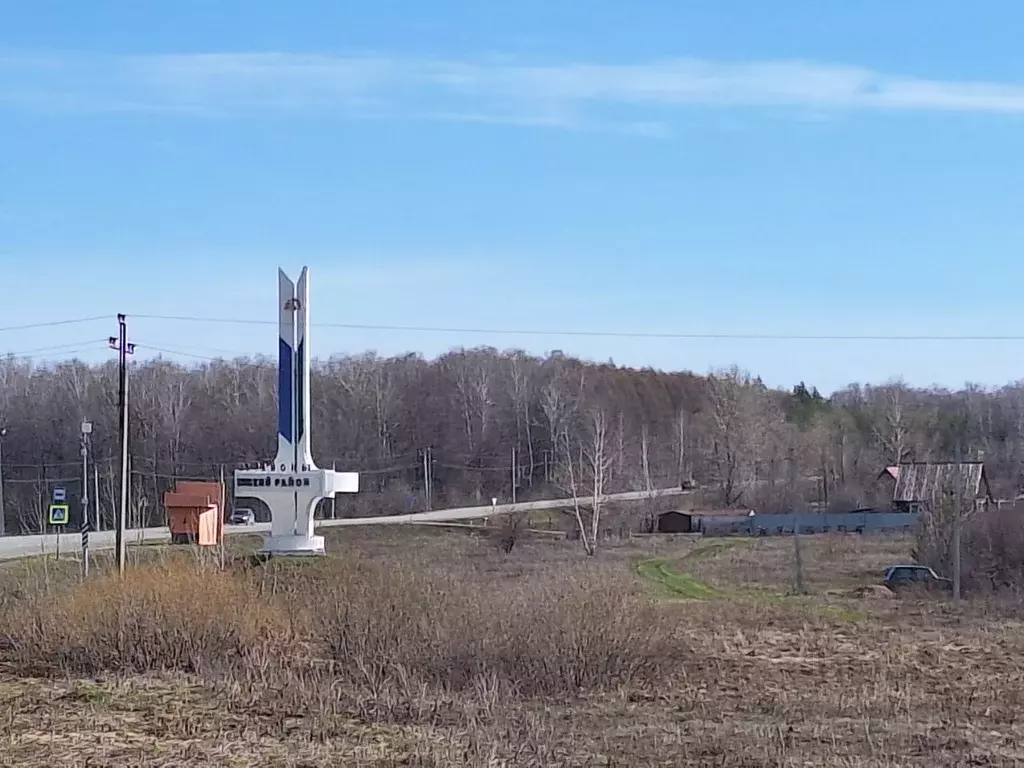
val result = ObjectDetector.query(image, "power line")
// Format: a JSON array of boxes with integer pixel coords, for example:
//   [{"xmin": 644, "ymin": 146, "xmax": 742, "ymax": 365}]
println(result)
[
  {"xmin": 0, "ymin": 452, "xmax": 515, "ymax": 474},
  {"xmin": 129, "ymin": 313, "xmax": 1024, "ymax": 342},
  {"xmin": 133, "ymin": 343, "xmax": 221, "ymax": 361},
  {"xmin": 2, "ymin": 312, "xmax": 1021, "ymax": 345},
  {"xmin": 0, "ymin": 451, "xmax": 421, "ymax": 472},
  {"xmin": 1, "ymin": 339, "xmax": 110, "ymax": 359},
  {"xmin": 134, "ymin": 313, "xmax": 273, "ymax": 327},
  {"xmin": 0, "ymin": 316, "xmax": 109, "ymax": 333}
]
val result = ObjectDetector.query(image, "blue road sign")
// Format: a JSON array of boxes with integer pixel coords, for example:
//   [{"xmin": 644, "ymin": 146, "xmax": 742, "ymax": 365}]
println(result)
[
  {"xmin": 52, "ymin": 487, "xmax": 66, "ymax": 503},
  {"xmin": 48, "ymin": 504, "xmax": 69, "ymax": 526}
]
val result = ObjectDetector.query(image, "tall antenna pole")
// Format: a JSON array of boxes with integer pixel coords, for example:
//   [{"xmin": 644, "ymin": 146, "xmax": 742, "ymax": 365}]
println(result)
[
  {"xmin": 109, "ymin": 315, "xmax": 134, "ymax": 576},
  {"xmin": 93, "ymin": 463, "xmax": 100, "ymax": 532}
]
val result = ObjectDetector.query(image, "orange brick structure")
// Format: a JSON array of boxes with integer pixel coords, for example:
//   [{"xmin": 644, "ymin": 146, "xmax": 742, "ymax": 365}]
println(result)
[{"xmin": 163, "ymin": 481, "xmax": 225, "ymax": 546}]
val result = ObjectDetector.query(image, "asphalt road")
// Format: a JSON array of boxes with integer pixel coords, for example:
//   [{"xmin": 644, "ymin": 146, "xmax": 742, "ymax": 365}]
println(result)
[{"xmin": 0, "ymin": 487, "xmax": 688, "ymax": 560}]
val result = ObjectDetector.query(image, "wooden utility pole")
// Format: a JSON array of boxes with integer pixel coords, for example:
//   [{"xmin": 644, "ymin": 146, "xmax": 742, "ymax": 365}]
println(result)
[
  {"xmin": 789, "ymin": 446, "xmax": 805, "ymax": 594},
  {"xmin": 511, "ymin": 446, "xmax": 517, "ymax": 504},
  {"xmin": 109, "ymin": 315, "xmax": 134, "ymax": 576},
  {"xmin": 793, "ymin": 528, "xmax": 806, "ymax": 594},
  {"xmin": 953, "ymin": 441, "xmax": 964, "ymax": 604},
  {"xmin": 422, "ymin": 447, "xmax": 433, "ymax": 510},
  {"xmin": 80, "ymin": 421, "xmax": 92, "ymax": 579},
  {"xmin": 219, "ymin": 464, "xmax": 226, "ymax": 570},
  {"xmin": 0, "ymin": 427, "xmax": 6, "ymax": 537},
  {"xmin": 952, "ymin": 508, "xmax": 962, "ymax": 604}
]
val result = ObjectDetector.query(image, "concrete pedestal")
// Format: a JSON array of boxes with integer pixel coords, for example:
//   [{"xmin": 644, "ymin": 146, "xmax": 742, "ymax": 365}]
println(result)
[{"xmin": 260, "ymin": 534, "xmax": 325, "ymax": 556}]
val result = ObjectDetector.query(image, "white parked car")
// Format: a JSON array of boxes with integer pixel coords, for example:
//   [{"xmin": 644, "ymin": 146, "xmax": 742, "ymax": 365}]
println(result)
[{"xmin": 228, "ymin": 508, "xmax": 256, "ymax": 525}]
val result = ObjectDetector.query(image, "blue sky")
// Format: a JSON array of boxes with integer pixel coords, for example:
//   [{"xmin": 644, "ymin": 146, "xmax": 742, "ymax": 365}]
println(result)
[{"xmin": 3, "ymin": 0, "xmax": 1024, "ymax": 393}]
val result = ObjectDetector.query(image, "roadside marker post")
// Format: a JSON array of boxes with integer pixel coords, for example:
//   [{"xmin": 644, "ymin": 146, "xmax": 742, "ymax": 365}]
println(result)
[{"xmin": 80, "ymin": 519, "xmax": 90, "ymax": 578}]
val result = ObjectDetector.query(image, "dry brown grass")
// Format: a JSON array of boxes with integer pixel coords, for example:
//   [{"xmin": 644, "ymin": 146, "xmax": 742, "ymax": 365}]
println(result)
[
  {"xmin": 685, "ymin": 533, "xmax": 912, "ymax": 593},
  {"xmin": 4, "ymin": 561, "xmax": 280, "ymax": 676},
  {"xmin": 1, "ymin": 528, "xmax": 1024, "ymax": 765}
]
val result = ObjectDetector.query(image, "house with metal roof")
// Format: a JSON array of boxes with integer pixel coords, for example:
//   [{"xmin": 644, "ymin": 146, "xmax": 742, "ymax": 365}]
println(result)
[{"xmin": 880, "ymin": 462, "xmax": 994, "ymax": 514}]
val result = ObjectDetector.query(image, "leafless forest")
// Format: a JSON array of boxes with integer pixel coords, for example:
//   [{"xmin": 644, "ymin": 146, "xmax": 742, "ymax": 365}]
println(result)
[{"xmin": 1, "ymin": 347, "xmax": 1020, "ymax": 533}]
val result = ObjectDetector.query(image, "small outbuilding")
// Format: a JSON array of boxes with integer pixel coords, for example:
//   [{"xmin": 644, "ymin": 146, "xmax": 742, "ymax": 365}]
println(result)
[
  {"xmin": 163, "ymin": 481, "xmax": 225, "ymax": 546},
  {"xmin": 880, "ymin": 462, "xmax": 994, "ymax": 514},
  {"xmin": 656, "ymin": 511, "xmax": 693, "ymax": 534}
]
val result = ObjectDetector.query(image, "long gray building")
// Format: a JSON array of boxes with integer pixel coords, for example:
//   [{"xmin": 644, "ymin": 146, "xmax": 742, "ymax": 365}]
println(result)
[{"xmin": 657, "ymin": 510, "xmax": 918, "ymax": 536}]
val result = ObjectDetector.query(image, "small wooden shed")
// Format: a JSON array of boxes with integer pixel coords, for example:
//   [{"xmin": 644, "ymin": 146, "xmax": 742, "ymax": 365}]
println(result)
[
  {"xmin": 656, "ymin": 511, "xmax": 693, "ymax": 534},
  {"xmin": 163, "ymin": 481, "xmax": 225, "ymax": 546}
]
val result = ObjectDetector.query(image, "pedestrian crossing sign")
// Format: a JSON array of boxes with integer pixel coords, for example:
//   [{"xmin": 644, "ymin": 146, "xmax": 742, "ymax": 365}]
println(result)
[{"xmin": 48, "ymin": 504, "xmax": 69, "ymax": 526}]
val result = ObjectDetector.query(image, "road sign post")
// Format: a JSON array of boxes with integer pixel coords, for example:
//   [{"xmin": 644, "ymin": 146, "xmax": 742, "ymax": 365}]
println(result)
[
  {"xmin": 48, "ymin": 503, "xmax": 69, "ymax": 525},
  {"xmin": 48, "ymin": 501, "xmax": 69, "ymax": 559}
]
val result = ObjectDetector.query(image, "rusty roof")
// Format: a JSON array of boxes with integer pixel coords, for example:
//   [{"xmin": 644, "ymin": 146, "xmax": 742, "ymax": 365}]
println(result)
[{"xmin": 891, "ymin": 462, "xmax": 992, "ymax": 503}]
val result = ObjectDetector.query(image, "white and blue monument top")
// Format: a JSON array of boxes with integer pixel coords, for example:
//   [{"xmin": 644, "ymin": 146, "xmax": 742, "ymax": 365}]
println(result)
[{"xmin": 234, "ymin": 267, "xmax": 359, "ymax": 555}]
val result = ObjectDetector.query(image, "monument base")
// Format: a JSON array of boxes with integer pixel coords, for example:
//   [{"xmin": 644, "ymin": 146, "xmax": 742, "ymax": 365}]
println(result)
[{"xmin": 260, "ymin": 534, "xmax": 326, "ymax": 557}]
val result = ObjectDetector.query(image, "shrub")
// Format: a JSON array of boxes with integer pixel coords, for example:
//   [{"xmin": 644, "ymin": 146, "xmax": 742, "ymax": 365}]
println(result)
[
  {"xmin": 1, "ymin": 549, "xmax": 686, "ymax": 725},
  {"xmin": 915, "ymin": 502, "xmax": 1024, "ymax": 591},
  {"xmin": 2, "ymin": 562, "xmax": 282, "ymax": 676},
  {"xmin": 314, "ymin": 558, "xmax": 678, "ymax": 698}
]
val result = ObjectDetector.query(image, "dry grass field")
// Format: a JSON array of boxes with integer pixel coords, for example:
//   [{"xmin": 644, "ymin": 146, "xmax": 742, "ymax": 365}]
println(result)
[{"xmin": 2, "ymin": 528, "xmax": 1024, "ymax": 766}]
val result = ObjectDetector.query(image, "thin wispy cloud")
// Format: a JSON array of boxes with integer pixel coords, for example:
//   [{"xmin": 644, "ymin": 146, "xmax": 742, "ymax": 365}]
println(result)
[{"xmin": 4, "ymin": 52, "xmax": 1024, "ymax": 130}]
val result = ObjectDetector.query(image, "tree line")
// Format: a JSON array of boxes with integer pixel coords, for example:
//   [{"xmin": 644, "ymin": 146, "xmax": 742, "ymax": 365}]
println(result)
[{"xmin": 0, "ymin": 347, "xmax": 1020, "ymax": 535}]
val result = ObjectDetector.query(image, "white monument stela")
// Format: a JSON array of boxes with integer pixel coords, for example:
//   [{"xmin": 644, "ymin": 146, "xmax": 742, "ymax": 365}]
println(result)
[{"xmin": 234, "ymin": 267, "xmax": 359, "ymax": 556}]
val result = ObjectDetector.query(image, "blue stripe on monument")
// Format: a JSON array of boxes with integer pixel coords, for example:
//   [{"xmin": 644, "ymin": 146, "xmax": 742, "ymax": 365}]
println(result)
[
  {"xmin": 278, "ymin": 338, "xmax": 293, "ymax": 442},
  {"xmin": 295, "ymin": 339, "xmax": 305, "ymax": 442}
]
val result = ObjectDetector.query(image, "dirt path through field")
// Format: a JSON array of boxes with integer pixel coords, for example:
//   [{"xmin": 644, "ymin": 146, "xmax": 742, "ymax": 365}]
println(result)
[{"xmin": 636, "ymin": 540, "xmax": 745, "ymax": 599}]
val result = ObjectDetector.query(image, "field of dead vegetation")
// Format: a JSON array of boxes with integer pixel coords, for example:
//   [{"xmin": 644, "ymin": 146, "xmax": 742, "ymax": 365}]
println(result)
[{"xmin": 2, "ymin": 528, "xmax": 1024, "ymax": 766}]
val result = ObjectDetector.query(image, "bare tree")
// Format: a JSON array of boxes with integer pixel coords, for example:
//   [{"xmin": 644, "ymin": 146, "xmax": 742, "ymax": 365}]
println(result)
[
  {"xmin": 555, "ymin": 405, "xmax": 615, "ymax": 556},
  {"xmin": 558, "ymin": 425, "xmax": 592, "ymax": 555},
  {"xmin": 704, "ymin": 367, "xmax": 769, "ymax": 505},
  {"xmin": 583, "ymin": 408, "xmax": 614, "ymax": 549},
  {"xmin": 638, "ymin": 423, "xmax": 656, "ymax": 532},
  {"xmin": 2, "ymin": 344, "xmax": 1024, "ymax": 533},
  {"xmin": 914, "ymin": 453, "xmax": 979, "ymax": 601},
  {"xmin": 873, "ymin": 380, "xmax": 914, "ymax": 465},
  {"xmin": 507, "ymin": 353, "xmax": 537, "ymax": 488}
]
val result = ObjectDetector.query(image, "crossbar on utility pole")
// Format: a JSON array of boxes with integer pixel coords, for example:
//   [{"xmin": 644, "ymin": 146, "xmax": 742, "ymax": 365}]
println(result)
[{"xmin": 109, "ymin": 315, "xmax": 135, "ymax": 576}]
